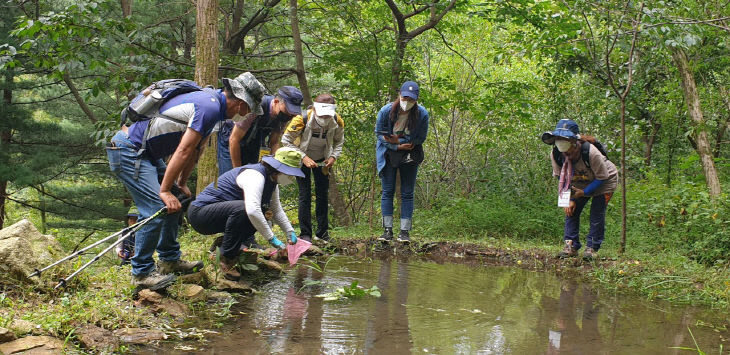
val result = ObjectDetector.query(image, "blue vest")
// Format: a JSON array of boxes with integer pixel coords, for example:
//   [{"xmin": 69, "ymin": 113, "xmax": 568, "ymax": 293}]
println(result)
[{"xmin": 192, "ymin": 164, "xmax": 277, "ymax": 211}]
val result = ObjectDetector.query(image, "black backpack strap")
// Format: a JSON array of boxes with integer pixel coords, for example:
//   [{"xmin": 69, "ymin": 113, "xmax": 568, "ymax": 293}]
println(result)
[
  {"xmin": 552, "ymin": 146, "xmax": 564, "ymax": 167},
  {"xmin": 580, "ymin": 141, "xmax": 592, "ymax": 169}
]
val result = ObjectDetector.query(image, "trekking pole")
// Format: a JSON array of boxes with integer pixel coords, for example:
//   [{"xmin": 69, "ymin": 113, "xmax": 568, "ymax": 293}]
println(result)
[
  {"xmin": 29, "ymin": 210, "xmax": 163, "ymax": 278},
  {"xmin": 54, "ymin": 206, "xmax": 168, "ymax": 290}
]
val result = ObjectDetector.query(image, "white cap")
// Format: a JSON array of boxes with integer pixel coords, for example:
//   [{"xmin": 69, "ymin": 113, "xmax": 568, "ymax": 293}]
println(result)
[{"xmin": 313, "ymin": 102, "xmax": 336, "ymax": 117}]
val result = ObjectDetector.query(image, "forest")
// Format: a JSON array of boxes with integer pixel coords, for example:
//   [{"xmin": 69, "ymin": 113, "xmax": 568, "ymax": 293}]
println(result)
[{"xmin": 0, "ymin": 0, "xmax": 729, "ymax": 352}]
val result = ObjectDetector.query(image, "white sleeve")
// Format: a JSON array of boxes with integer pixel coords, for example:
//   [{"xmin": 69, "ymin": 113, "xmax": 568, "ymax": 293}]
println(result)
[
  {"xmin": 270, "ymin": 186, "xmax": 294, "ymax": 235},
  {"xmin": 236, "ymin": 169, "xmax": 276, "ymax": 240}
]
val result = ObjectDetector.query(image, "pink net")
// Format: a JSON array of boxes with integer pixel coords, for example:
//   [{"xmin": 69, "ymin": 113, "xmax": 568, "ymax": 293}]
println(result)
[{"xmin": 286, "ymin": 239, "xmax": 312, "ymax": 265}]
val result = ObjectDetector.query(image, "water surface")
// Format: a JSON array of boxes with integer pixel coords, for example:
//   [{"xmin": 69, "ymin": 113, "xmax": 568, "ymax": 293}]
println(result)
[{"xmin": 155, "ymin": 256, "xmax": 729, "ymax": 354}]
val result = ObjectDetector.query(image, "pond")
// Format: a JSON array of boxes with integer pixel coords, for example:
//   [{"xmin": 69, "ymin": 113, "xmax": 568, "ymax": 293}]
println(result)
[{"xmin": 151, "ymin": 255, "xmax": 729, "ymax": 354}]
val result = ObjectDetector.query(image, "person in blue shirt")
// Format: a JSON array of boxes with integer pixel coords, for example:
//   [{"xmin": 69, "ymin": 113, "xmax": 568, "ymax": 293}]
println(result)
[
  {"xmin": 375, "ymin": 81, "xmax": 429, "ymax": 243},
  {"xmin": 106, "ymin": 72, "xmax": 265, "ymax": 290}
]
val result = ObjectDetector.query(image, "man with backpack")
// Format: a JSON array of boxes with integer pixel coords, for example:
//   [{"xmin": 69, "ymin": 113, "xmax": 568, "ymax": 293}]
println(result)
[
  {"xmin": 541, "ymin": 119, "xmax": 617, "ymax": 261},
  {"xmin": 106, "ymin": 72, "xmax": 265, "ymax": 290},
  {"xmin": 281, "ymin": 93, "xmax": 345, "ymax": 243},
  {"xmin": 217, "ymin": 86, "xmax": 303, "ymax": 175}
]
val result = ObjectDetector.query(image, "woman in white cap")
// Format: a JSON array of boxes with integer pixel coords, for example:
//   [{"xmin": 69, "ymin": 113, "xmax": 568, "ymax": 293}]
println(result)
[
  {"xmin": 187, "ymin": 147, "xmax": 304, "ymax": 280},
  {"xmin": 281, "ymin": 93, "xmax": 345, "ymax": 244},
  {"xmin": 375, "ymin": 81, "xmax": 429, "ymax": 243}
]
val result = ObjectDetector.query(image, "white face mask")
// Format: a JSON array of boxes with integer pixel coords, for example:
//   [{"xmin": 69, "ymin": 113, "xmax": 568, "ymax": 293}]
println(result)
[
  {"xmin": 400, "ymin": 100, "xmax": 415, "ymax": 111},
  {"xmin": 314, "ymin": 114, "xmax": 332, "ymax": 127},
  {"xmin": 276, "ymin": 174, "xmax": 295, "ymax": 186},
  {"xmin": 555, "ymin": 140, "xmax": 572, "ymax": 152}
]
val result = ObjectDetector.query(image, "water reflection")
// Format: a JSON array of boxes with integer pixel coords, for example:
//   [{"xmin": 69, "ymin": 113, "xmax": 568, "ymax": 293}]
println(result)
[{"xmin": 157, "ymin": 256, "xmax": 728, "ymax": 354}]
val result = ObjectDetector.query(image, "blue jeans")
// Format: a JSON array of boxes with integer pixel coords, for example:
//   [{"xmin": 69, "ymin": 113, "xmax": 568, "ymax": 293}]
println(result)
[
  {"xmin": 107, "ymin": 131, "xmax": 182, "ymax": 276},
  {"xmin": 380, "ymin": 162, "xmax": 419, "ymax": 230},
  {"xmin": 564, "ymin": 194, "xmax": 609, "ymax": 251}
]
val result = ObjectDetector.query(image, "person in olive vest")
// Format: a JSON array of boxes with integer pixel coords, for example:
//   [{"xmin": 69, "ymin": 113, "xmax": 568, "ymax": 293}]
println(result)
[{"xmin": 281, "ymin": 93, "xmax": 345, "ymax": 243}]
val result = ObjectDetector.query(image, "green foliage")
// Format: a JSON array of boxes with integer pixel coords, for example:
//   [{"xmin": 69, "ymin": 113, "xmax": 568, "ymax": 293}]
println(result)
[{"xmin": 315, "ymin": 281, "xmax": 381, "ymax": 301}]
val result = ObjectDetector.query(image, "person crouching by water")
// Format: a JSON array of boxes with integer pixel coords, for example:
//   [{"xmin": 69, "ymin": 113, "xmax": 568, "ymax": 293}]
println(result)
[
  {"xmin": 375, "ymin": 81, "xmax": 429, "ymax": 243},
  {"xmin": 281, "ymin": 93, "xmax": 345, "ymax": 244},
  {"xmin": 542, "ymin": 119, "xmax": 618, "ymax": 260},
  {"xmin": 187, "ymin": 147, "xmax": 304, "ymax": 280}
]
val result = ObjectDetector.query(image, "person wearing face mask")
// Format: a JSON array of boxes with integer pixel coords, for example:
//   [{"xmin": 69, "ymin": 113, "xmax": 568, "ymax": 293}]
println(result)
[
  {"xmin": 217, "ymin": 86, "xmax": 303, "ymax": 175},
  {"xmin": 542, "ymin": 119, "xmax": 618, "ymax": 261},
  {"xmin": 188, "ymin": 147, "xmax": 304, "ymax": 280},
  {"xmin": 105, "ymin": 72, "xmax": 264, "ymax": 290},
  {"xmin": 281, "ymin": 93, "xmax": 345, "ymax": 244},
  {"xmin": 375, "ymin": 81, "xmax": 429, "ymax": 243}
]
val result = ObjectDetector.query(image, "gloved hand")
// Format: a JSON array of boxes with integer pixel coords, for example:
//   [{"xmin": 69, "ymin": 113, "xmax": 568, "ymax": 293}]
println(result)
[
  {"xmin": 289, "ymin": 231, "xmax": 297, "ymax": 244},
  {"xmin": 268, "ymin": 236, "xmax": 285, "ymax": 249}
]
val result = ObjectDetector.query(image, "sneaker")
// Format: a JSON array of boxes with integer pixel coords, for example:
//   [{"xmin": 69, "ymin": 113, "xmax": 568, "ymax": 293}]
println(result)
[
  {"xmin": 132, "ymin": 271, "xmax": 176, "ymax": 290},
  {"xmin": 583, "ymin": 247, "xmax": 598, "ymax": 261},
  {"xmin": 397, "ymin": 230, "xmax": 411, "ymax": 243},
  {"xmin": 219, "ymin": 255, "xmax": 241, "ymax": 281},
  {"xmin": 313, "ymin": 232, "xmax": 330, "ymax": 245},
  {"xmin": 298, "ymin": 235, "xmax": 312, "ymax": 243},
  {"xmin": 557, "ymin": 240, "xmax": 578, "ymax": 258},
  {"xmin": 158, "ymin": 259, "xmax": 204, "ymax": 275},
  {"xmin": 378, "ymin": 228, "xmax": 394, "ymax": 242}
]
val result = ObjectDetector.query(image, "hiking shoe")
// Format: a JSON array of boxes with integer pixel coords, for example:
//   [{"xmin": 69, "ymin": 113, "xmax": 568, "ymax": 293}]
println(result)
[
  {"xmin": 557, "ymin": 240, "xmax": 578, "ymax": 258},
  {"xmin": 397, "ymin": 230, "xmax": 411, "ymax": 243},
  {"xmin": 298, "ymin": 235, "xmax": 312, "ymax": 243},
  {"xmin": 132, "ymin": 271, "xmax": 176, "ymax": 290},
  {"xmin": 219, "ymin": 255, "xmax": 241, "ymax": 281},
  {"xmin": 158, "ymin": 259, "xmax": 204, "ymax": 275},
  {"xmin": 378, "ymin": 228, "xmax": 393, "ymax": 242},
  {"xmin": 313, "ymin": 232, "xmax": 330, "ymax": 245},
  {"xmin": 583, "ymin": 247, "xmax": 598, "ymax": 261}
]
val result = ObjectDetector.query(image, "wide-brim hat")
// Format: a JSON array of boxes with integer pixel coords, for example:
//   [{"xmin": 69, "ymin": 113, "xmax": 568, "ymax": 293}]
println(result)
[
  {"xmin": 223, "ymin": 72, "xmax": 265, "ymax": 116},
  {"xmin": 261, "ymin": 147, "xmax": 305, "ymax": 178},
  {"xmin": 541, "ymin": 119, "xmax": 580, "ymax": 144}
]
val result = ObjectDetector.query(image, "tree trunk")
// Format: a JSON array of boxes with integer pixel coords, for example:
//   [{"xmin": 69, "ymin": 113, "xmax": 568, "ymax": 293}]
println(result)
[
  {"xmin": 120, "ymin": 0, "xmax": 132, "ymax": 17},
  {"xmin": 619, "ymin": 99, "xmax": 628, "ymax": 254},
  {"xmin": 670, "ymin": 47, "xmax": 722, "ymax": 197},
  {"xmin": 288, "ymin": 0, "xmax": 312, "ymax": 106},
  {"xmin": 183, "ymin": 16, "xmax": 193, "ymax": 61},
  {"xmin": 1, "ymin": 71, "xmax": 14, "ymax": 229},
  {"xmin": 194, "ymin": 0, "xmax": 220, "ymax": 194},
  {"xmin": 62, "ymin": 73, "xmax": 98, "ymax": 124},
  {"xmin": 389, "ymin": 38, "xmax": 407, "ymax": 100},
  {"xmin": 327, "ymin": 168, "xmax": 352, "ymax": 226}
]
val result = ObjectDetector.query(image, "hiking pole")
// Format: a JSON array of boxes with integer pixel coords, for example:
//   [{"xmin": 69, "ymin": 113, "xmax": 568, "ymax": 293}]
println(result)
[
  {"xmin": 29, "ymin": 210, "xmax": 161, "ymax": 278},
  {"xmin": 54, "ymin": 206, "xmax": 169, "ymax": 290}
]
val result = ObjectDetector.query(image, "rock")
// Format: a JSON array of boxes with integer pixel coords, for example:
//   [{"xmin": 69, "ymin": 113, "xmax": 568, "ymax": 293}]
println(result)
[
  {"xmin": 214, "ymin": 278, "xmax": 253, "ymax": 294},
  {"xmin": 306, "ymin": 245, "xmax": 325, "ymax": 255},
  {"xmin": 113, "ymin": 328, "xmax": 167, "ymax": 345},
  {"xmin": 9, "ymin": 319, "xmax": 37, "ymax": 335},
  {"xmin": 179, "ymin": 284, "xmax": 206, "ymax": 303},
  {"xmin": 207, "ymin": 291, "xmax": 235, "ymax": 304},
  {"xmin": 257, "ymin": 258, "xmax": 283, "ymax": 272},
  {"xmin": 155, "ymin": 299, "xmax": 188, "ymax": 318},
  {"xmin": 136, "ymin": 289, "xmax": 163, "ymax": 304},
  {"xmin": 354, "ymin": 243, "xmax": 366, "ymax": 252},
  {"xmin": 0, "ymin": 219, "xmax": 62, "ymax": 284},
  {"xmin": 0, "ymin": 327, "xmax": 16, "ymax": 343},
  {"xmin": 178, "ymin": 270, "xmax": 208, "ymax": 286},
  {"xmin": 239, "ymin": 250, "xmax": 259, "ymax": 264},
  {"xmin": 75, "ymin": 324, "xmax": 118, "ymax": 353},
  {"xmin": 0, "ymin": 335, "xmax": 65, "ymax": 354}
]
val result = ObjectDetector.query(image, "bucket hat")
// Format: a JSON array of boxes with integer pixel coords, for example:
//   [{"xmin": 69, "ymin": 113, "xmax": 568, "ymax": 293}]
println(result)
[
  {"xmin": 541, "ymin": 119, "xmax": 580, "ymax": 144},
  {"xmin": 261, "ymin": 147, "xmax": 305, "ymax": 177},
  {"xmin": 222, "ymin": 72, "xmax": 265, "ymax": 116}
]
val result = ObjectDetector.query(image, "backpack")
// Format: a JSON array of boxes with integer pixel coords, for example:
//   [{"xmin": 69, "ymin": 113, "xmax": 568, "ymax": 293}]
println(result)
[
  {"xmin": 552, "ymin": 140, "xmax": 608, "ymax": 170},
  {"xmin": 121, "ymin": 79, "xmax": 203, "ymax": 125}
]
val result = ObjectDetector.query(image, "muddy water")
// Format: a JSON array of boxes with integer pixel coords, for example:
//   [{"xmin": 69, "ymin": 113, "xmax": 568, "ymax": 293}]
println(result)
[{"xmin": 156, "ymin": 256, "xmax": 728, "ymax": 354}]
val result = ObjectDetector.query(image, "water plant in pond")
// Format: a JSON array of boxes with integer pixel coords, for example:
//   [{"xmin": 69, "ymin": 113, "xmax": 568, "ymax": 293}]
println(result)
[
  {"xmin": 668, "ymin": 327, "xmax": 724, "ymax": 355},
  {"xmin": 315, "ymin": 281, "xmax": 381, "ymax": 301}
]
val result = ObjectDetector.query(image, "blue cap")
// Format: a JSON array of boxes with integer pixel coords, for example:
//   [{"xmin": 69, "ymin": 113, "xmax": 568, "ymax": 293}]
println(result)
[
  {"xmin": 400, "ymin": 81, "xmax": 419, "ymax": 100},
  {"xmin": 277, "ymin": 86, "xmax": 303, "ymax": 115},
  {"xmin": 541, "ymin": 119, "xmax": 580, "ymax": 144}
]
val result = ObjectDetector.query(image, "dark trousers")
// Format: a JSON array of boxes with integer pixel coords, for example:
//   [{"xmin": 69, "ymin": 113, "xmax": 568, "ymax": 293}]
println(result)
[
  {"xmin": 564, "ymin": 194, "xmax": 609, "ymax": 251},
  {"xmin": 297, "ymin": 165, "xmax": 329, "ymax": 238},
  {"xmin": 188, "ymin": 202, "xmax": 256, "ymax": 259}
]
